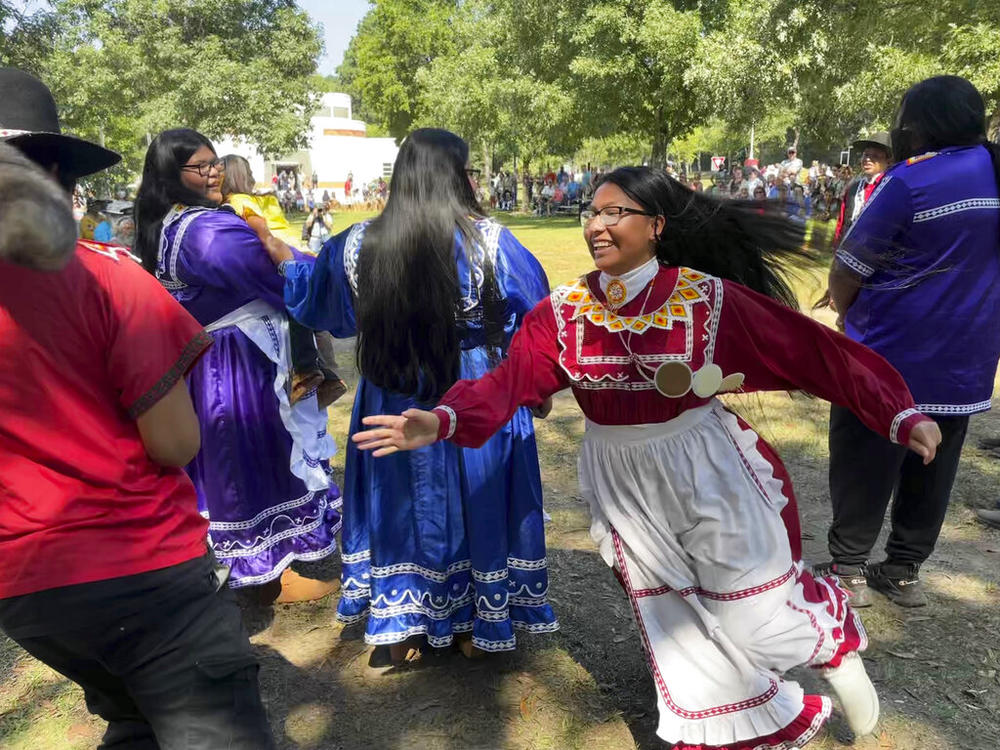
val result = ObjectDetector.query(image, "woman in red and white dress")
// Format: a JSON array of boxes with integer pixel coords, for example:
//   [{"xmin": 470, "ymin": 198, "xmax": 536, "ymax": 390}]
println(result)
[{"xmin": 353, "ymin": 167, "xmax": 942, "ymax": 749}]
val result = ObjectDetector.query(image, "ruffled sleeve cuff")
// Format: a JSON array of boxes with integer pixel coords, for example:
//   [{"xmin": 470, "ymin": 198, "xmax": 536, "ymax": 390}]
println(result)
[
  {"xmin": 891, "ymin": 408, "xmax": 932, "ymax": 445},
  {"xmin": 433, "ymin": 405, "xmax": 457, "ymax": 441}
]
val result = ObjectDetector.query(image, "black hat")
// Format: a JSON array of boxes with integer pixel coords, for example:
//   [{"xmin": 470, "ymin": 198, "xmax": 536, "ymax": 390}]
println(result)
[
  {"xmin": 0, "ymin": 68, "xmax": 120, "ymax": 179},
  {"xmin": 852, "ymin": 131, "xmax": 892, "ymax": 155}
]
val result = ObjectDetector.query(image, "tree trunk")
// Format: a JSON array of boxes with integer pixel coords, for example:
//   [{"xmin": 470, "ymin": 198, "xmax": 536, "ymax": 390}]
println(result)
[
  {"xmin": 792, "ymin": 127, "xmax": 800, "ymax": 151},
  {"xmin": 749, "ymin": 122, "xmax": 755, "ymax": 161},
  {"xmin": 651, "ymin": 132, "xmax": 668, "ymax": 168},
  {"xmin": 482, "ymin": 141, "xmax": 491, "ymax": 198},
  {"xmin": 989, "ymin": 108, "xmax": 1000, "ymax": 143}
]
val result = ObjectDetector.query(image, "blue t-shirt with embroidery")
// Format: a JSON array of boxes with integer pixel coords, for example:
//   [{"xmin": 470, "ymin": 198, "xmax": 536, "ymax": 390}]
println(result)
[{"xmin": 836, "ymin": 145, "xmax": 1000, "ymax": 415}]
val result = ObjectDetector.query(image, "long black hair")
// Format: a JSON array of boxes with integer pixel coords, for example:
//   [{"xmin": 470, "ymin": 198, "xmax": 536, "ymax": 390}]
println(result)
[
  {"xmin": 355, "ymin": 128, "xmax": 507, "ymax": 400},
  {"xmin": 134, "ymin": 128, "xmax": 219, "ymax": 272},
  {"xmin": 596, "ymin": 167, "xmax": 808, "ymax": 308},
  {"xmin": 891, "ymin": 75, "xmax": 1000, "ymax": 191}
]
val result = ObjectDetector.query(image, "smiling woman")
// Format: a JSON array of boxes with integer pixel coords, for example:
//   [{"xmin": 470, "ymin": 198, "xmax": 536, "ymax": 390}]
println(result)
[
  {"xmin": 133, "ymin": 128, "xmax": 343, "ymax": 597},
  {"xmin": 352, "ymin": 165, "xmax": 944, "ymax": 749}
]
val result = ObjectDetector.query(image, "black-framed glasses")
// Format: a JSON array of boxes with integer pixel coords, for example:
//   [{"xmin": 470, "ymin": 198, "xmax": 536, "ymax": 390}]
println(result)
[
  {"xmin": 580, "ymin": 205, "xmax": 654, "ymax": 228},
  {"xmin": 180, "ymin": 157, "xmax": 224, "ymax": 177}
]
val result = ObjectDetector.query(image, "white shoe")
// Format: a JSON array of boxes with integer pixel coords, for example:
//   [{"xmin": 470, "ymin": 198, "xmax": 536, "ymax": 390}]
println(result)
[{"xmin": 821, "ymin": 651, "xmax": 880, "ymax": 736}]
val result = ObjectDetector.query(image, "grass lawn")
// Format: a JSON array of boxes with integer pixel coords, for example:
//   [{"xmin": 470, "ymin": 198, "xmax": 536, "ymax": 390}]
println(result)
[{"xmin": 2, "ymin": 210, "xmax": 999, "ymax": 750}]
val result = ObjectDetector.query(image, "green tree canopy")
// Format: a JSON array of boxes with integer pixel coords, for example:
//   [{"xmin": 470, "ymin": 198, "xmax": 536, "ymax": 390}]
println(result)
[{"xmin": 1, "ymin": 0, "xmax": 322, "ymax": 178}]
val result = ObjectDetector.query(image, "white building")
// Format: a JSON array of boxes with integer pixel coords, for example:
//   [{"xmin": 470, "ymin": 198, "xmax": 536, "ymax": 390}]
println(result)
[{"xmin": 216, "ymin": 93, "xmax": 398, "ymax": 204}]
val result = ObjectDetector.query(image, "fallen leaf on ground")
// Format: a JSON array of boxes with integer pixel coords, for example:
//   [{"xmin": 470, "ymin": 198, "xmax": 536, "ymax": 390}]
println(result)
[{"xmin": 886, "ymin": 649, "xmax": 917, "ymax": 659}]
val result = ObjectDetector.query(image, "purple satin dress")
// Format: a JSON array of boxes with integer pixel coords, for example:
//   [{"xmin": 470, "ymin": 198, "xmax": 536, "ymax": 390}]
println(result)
[{"xmin": 157, "ymin": 205, "xmax": 341, "ymax": 587}]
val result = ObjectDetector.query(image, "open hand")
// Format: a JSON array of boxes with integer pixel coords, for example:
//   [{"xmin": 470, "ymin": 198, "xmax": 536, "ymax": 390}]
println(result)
[
  {"xmin": 352, "ymin": 409, "xmax": 440, "ymax": 456},
  {"xmin": 907, "ymin": 420, "xmax": 942, "ymax": 465}
]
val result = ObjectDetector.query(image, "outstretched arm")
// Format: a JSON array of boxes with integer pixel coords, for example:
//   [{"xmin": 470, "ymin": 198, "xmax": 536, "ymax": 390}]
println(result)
[
  {"xmin": 717, "ymin": 280, "xmax": 940, "ymax": 462},
  {"xmin": 353, "ymin": 299, "xmax": 570, "ymax": 453}
]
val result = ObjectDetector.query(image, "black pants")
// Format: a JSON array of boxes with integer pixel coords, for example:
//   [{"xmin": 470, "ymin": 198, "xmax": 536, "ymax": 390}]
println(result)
[
  {"xmin": 2, "ymin": 555, "xmax": 275, "ymax": 750},
  {"xmin": 827, "ymin": 405, "xmax": 969, "ymax": 566}
]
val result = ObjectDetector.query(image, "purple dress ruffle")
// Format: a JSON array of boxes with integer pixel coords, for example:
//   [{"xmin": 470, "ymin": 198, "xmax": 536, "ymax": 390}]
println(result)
[{"xmin": 157, "ymin": 206, "xmax": 341, "ymax": 587}]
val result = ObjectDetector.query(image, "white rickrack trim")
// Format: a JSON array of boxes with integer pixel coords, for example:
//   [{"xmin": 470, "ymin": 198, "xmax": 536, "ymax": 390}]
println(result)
[
  {"xmin": 835, "ymin": 249, "xmax": 875, "ymax": 278},
  {"xmin": 371, "ymin": 595, "xmax": 475, "ymax": 621},
  {"xmin": 363, "ymin": 622, "xmax": 475, "ymax": 647},
  {"xmin": 213, "ymin": 507, "xmax": 333, "ymax": 558},
  {"xmin": 370, "ymin": 559, "xmax": 471, "ymax": 582},
  {"xmin": 513, "ymin": 620, "xmax": 560, "ymax": 634},
  {"xmin": 476, "ymin": 609, "xmax": 510, "ymax": 622},
  {"xmin": 207, "ymin": 491, "xmax": 316, "ymax": 531},
  {"xmin": 915, "ymin": 399, "xmax": 992, "ymax": 415},
  {"xmin": 434, "ymin": 405, "xmax": 457, "ymax": 439},
  {"xmin": 507, "ymin": 556, "xmax": 547, "ymax": 570},
  {"xmin": 335, "ymin": 609, "xmax": 369, "ymax": 625},
  {"xmin": 913, "ymin": 197, "xmax": 1000, "ymax": 223},
  {"xmin": 472, "ymin": 568, "xmax": 508, "ymax": 583},
  {"xmin": 510, "ymin": 595, "xmax": 549, "ymax": 607},
  {"xmin": 341, "ymin": 549, "xmax": 371, "ymax": 564},
  {"xmin": 473, "ymin": 636, "xmax": 517, "ymax": 652},
  {"xmin": 890, "ymin": 407, "xmax": 920, "ymax": 444},
  {"xmin": 224, "ymin": 537, "xmax": 339, "ymax": 588},
  {"xmin": 340, "ymin": 583, "xmax": 371, "ymax": 599}
]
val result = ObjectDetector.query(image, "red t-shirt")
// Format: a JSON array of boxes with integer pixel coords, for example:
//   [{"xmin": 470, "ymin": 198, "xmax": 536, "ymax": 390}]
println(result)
[{"xmin": 0, "ymin": 240, "xmax": 212, "ymax": 599}]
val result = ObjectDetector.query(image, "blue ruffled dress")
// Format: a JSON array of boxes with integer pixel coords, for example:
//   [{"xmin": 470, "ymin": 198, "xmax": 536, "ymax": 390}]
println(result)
[{"xmin": 282, "ymin": 218, "xmax": 558, "ymax": 650}]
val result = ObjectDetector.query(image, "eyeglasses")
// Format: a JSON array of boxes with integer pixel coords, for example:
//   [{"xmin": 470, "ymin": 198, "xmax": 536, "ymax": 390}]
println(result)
[
  {"xmin": 580, "ymin": 205, "xmax": 654, "ymax": 228},
  {"xmin": 180, "ymin": 157, "xmax": 224, "ymax": 177}
]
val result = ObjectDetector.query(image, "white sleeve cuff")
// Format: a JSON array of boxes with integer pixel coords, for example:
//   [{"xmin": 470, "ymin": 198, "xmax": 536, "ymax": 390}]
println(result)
[
  {"xmin": 433, "ymin": 405, "xmax": 457, "ymax": 440},
  {"xmin": 835, "ymin": 249, "xmax": 875, "ymax": 278},
  {"xmin": 890, "ymin": 407, "xmax": 920, "ymax": 444}
]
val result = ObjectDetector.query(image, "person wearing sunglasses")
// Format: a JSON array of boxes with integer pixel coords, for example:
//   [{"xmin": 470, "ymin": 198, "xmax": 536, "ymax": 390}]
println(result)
[{"xmin": 353, "ymin": 166, "xmax": 942, "ymax": 749}]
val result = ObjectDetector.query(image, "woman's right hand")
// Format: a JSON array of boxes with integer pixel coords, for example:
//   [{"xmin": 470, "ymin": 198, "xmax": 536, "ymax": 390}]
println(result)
[{"xmin": 352, "ymin": 408, "xmax": 441, "ymax": 456}]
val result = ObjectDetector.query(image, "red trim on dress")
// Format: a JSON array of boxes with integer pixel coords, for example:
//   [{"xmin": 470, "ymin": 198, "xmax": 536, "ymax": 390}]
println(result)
[
  {"xmin": 668, "ymin": 694, "xmax": 831, "ymax": 750},
  {"xmin": 632, "ymin": 566, "xmax": 795, "ymax": 601},
  {"xmin": 611, "ymin": 531, "xmax": 781, "ymax": 720},
  {"xmin": 733, "ymin": 413, "xmax": 802, "ymax": 561}
]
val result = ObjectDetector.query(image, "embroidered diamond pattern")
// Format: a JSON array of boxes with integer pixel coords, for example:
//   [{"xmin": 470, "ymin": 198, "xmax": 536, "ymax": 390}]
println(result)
[{"xmin": 559, "ymin": 270, "xmax": 710, "ymax": 333}]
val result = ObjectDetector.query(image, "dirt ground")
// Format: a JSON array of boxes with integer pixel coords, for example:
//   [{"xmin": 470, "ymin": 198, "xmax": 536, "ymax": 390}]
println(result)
[{"xmin": 2, "ymin": 227, "xmax": 1000, "ymax": 748}]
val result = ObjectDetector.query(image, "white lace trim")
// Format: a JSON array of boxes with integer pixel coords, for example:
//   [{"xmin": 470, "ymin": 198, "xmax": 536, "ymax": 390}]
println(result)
[
  {"xmin": 341, "ymin": 549, "xmax": 371, "ymax": 564},
  {"xmin": 207, "ymin": 491, "xmax": 316, "ymax": 531},
  {"xmin": 213, "ymin": 510, "xmax": 328, "ymax": 558},
  {"xmin": 370, "ymin": 559, "xmax": 472, "ymax": 582},
  {"xmin": 224, "ymin": 534, "xmax": 340, "ymax": 588},
  {"xmin": 914, "ymin": 399, "xmax": 992, "ymax": 415},
  {"xmin": 835, "ymin": 249, "xmax": 875, "ymax": 278},
  {"xmin": 890, "ymin": 407, "xmax": 920, "ymax": 444},
  {"xmin": 913, "ymin": 197, "xmax": 1000, "ymax": 223},
  {"xmin": 508, "ymin": 556, "xmax": 547, "ymax": 570},
  {"xmin": 434, "ymin": 405, "xmax": 457, "ymax": 440}
]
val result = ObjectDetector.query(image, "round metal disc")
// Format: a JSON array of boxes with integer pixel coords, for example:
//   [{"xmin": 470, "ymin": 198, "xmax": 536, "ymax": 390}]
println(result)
[
  {"xmin": 691, "ymin": 363, "xmax": 724, "ymax": 398},
  {"xmin": 719, "ymin": 372, "xmax": 746, "ymax": 392},
  {"xmin": 654, "ymin": 361, "xmax": 693, "ymax": 398}
]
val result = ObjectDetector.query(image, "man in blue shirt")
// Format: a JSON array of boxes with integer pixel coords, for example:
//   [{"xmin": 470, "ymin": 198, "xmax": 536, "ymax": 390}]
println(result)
[{"xmin": 825, "ymin": 76, "xmax": 1000, "ymax": 608}]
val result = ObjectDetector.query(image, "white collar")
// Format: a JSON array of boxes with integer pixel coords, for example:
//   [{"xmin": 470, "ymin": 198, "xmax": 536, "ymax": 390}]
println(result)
[{"xmin": 599, "ymin": 256, "xmax": 659, "ymax": 308}]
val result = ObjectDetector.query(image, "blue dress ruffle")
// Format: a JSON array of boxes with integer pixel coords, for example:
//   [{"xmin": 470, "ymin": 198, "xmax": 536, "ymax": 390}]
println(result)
[{"xmin": 283, "ymin": 218, "xmax": 558, "ymax": 650}]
